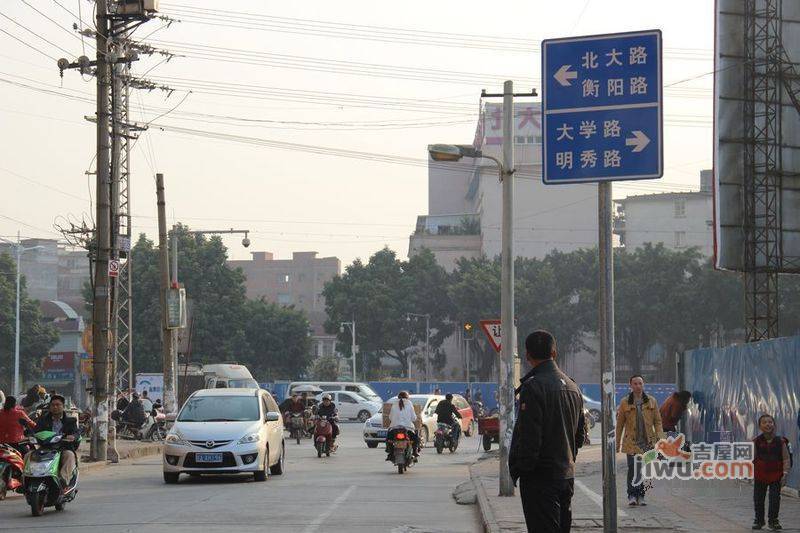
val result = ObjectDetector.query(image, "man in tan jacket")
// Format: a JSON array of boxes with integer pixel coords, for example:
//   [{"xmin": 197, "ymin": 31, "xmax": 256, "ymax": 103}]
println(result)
[{"xmin": 616, "ymin": 375, "xmax": 664, "ymax": 507}]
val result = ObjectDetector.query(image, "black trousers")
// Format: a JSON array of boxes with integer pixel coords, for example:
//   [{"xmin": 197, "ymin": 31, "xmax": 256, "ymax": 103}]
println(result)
[
  {"xmin": 518, "ymin": 477, "xmax": 574, "ymax": 533},
  {"xmin": 754, "ymin": 481, "xmax": 781, "ymax": 522},
  {"xmin": 626, "ymin": 454, "xmax": 645, "ymax": 498}
]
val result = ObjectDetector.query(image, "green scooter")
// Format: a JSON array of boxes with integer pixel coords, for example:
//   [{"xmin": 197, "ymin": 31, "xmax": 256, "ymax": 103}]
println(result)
[{"xmin": 21, "ymin": 430, "xmax": 80, "ymax": 516}]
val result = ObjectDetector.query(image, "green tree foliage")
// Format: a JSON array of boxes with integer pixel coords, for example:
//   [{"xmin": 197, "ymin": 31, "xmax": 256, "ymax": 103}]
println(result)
[
  {"xmin": 310, "ymin": 355, "xmax": 339, "ymax": 381},
  {"xmin": 0, "ymin": 253, "xmax": 59, "ymax": 390},
  {"xmin": 241, "ymin": 299, "xmax": 312, "ymax": 381},
  {"xmin": 322, "ymin": 248, "xmax": 452, "ymax": 375},
  {"xmin": 115, "ymin": 227, "xmax": 311, "ymax": 380}
]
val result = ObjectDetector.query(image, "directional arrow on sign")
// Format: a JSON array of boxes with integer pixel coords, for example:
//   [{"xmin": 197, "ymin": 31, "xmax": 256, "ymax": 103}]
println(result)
[
  {"xmin": 625, "ymin": 130, "xmax": 651, "ymax": 153},
  {"xmin": 553, "ymin": 64, "xmax": 578, "ymax": 87}
]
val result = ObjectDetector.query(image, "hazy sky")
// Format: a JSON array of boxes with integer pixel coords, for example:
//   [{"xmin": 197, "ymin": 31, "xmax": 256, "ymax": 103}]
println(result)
[{"xmin": 0, "ymin": 0, "xmax": 713, "ymax": 265}]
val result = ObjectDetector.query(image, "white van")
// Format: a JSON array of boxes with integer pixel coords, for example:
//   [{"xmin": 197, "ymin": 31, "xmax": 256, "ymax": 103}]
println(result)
[
  {"xmin": 203, "ymin": 364, "xmax": 259, "ymax": 389},
  {"xmin": 287, "ymin": 381, "xmax": 382, "ymax": 403}
]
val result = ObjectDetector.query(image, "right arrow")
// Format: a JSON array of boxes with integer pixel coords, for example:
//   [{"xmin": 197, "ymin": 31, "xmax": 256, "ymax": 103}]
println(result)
[
  {"xmin": 553, "ymin": 64, "xmax": 578, "ymax": 87},
  {"xmin": 625, "ymin": 130, "xmax": 651, "ymax": 153}
]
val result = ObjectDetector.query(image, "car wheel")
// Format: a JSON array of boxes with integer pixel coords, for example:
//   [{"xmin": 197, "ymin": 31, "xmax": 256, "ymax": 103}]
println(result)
[
  {"xmin": 270, "ymin": 443, "xmax": 285, "ymax": 476},
  {"xmin": 366, "ymin": 441, "xmax": 379, "ymax": 448},
  {"xmin": 253, "ymin": 446, "xmax": 269, "ymax": 482},
  {"xmin": 163, "ymin": 472, "xmax": 179, "ymax": 484},
  {"xmin": 357, "ymin": 410, "xmax": 371, "ymax": 422}
]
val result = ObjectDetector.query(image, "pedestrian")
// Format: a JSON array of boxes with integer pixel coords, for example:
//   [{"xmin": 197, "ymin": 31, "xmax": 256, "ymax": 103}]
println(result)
[
  {"xmin": 140, "ymin": 390, "xmax": 153, "ymax": 413},
  {"xmin": 616, "ymin": 375, "xmax": 664, "ymax": 507},
  {"xmin": 509, "ymin": 330, "xmax": 585, "ymax": 533},
  {"xmin": 752, "ymin": 414, "xmax": 791, "ymax": 531},
  {"xmin": 659, "ymin": 390, "xmax": 692, "ymax": 433}
]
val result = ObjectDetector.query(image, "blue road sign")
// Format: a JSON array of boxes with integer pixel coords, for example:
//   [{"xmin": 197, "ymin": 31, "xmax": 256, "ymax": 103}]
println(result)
[{"xmin": 542, "ymin": 30, "xmax": 662, "ymax": 184}]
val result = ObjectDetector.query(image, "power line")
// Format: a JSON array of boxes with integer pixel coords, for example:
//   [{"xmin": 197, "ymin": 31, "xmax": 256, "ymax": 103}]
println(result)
[
  {"xmin": 0, "ymin": 11, "xmax": 76, "ymax": 57},
  {"xmin": 0, "ymin": 27, "xmax": 57, "ymax": 60}
]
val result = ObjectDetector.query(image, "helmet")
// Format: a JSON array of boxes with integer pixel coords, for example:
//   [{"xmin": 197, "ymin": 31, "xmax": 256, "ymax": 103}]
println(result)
[{"xmin": 322, "ymin": 394, "xmax": 332, "ymax": 401}]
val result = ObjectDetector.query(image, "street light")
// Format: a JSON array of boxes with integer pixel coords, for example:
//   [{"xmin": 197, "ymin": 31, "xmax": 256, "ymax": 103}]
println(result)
[
  {"xmin": 0, "ymin": 233, "xmax": 45, "ymax": 396},
  {"xmin": 427, "ymin": 144, "xmax": 503, "ymax": 176}
]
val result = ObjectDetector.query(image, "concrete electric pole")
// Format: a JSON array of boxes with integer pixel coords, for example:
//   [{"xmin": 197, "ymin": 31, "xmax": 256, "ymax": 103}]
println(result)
[{"xmin": 156, "ymin": 174, "xmax": 178, "ymax": 415}]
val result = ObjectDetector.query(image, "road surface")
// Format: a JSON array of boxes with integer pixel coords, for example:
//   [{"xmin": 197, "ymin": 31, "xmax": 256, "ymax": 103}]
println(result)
[{"xmin": 0, "ymin": 422, "xmax": 482, "ymax": 533}]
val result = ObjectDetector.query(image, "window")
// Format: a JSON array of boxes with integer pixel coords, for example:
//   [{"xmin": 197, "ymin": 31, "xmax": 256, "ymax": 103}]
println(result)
[
  {"xmin": 340, "ymin": 394, "xmax": 358, "ymax": 404},
  {"xmin": 177, "ymin": 396, "xmax": 260, "ymax": 422},
  {"xmin": 277, "ymin": 293, "xmax": 292, "ymax": 305},
  {"xmin": 675, "ymin": 231, "xmax": 687, "ymax": 248},
  {"xmin": 265, "ymin": 393, "xmax": 279, "ymax": 413},
  {"xmin": 279, "ymin": 273, "xmax": 290, "ymax": 283},
  {"xmin": 674, "ymin": 198, "xmax": 686, "ymax": 218}
]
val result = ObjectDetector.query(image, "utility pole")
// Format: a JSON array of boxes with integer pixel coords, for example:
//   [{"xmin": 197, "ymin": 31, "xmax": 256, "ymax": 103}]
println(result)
[
  {"xmin": 339, "ymin": 320, "xmax": 357, "ymax": 381},
  {"xmin": 598, "ymin": 181, "xmax": 618, "ymax": 530},
  {"xmin": 157, "ymin": 174, "xmax": 177, "ymax": 414},
  {"xmin": 90, "ymin": 0, "xmax": 111, "ymax": 462},
  {"xmin": 498, "ymin": 80, "xmax": 516, "ymax": 497}
]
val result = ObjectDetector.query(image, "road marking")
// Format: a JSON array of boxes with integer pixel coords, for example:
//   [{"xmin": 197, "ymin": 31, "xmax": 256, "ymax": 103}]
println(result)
[
  {"xmin": 303, "ymin": 484, "xmax": 356, "ymax": 533},
  {"xmin": 574, "ymin": 478, "xmax": 628, "ymax": 518}
]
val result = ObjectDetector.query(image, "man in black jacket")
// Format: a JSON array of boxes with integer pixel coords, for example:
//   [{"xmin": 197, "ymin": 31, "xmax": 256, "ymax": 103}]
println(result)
[
  {"xmin": 33, "ymin": 395, "xmax": 79, "ymax": 486},
  {"xmin": 434, "ymin": 394, "xmax": 463, "ymax": 441},
  {"xmin": 509, "ymin": 331, "xmax": 585, "ymax": 533}
]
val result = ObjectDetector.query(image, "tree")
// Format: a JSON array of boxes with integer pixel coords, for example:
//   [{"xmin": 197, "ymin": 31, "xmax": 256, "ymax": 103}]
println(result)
[
  {"xmin": 0, "ymin": 253, "xmax": 59, "ymax": 391},
  {"xmin": 119, "ymin": 226, "xmax": 311, "ymax": 380},
  {"xmin": 322, "ymin": 248, "xmax": 452, "ymax": 376},
  {"xmin": 240, "ymin": 299, "xmax": 312, "ymax": 380},
  {"xmin": 310, "ymin": 355, "xmax": 339, "ymax": 381}
]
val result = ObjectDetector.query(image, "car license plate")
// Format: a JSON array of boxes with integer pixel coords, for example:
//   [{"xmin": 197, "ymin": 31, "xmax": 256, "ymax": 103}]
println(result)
[
  {"xmin": 377, "ymin": 430, "xmax": 387, "ymax": 438},
  {"xmin": 196, "ymin": 453, "xmax": 222, "ymax": 463}
]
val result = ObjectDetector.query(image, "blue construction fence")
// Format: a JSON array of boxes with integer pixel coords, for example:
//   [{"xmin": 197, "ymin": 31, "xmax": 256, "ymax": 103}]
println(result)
[
  {"xmin": 261, "ymin": 380, "xmax": 676, "ymax": 412},
  {"xmin": 684, "ymin": 336, "xmax": 800, "ymax": 490}
]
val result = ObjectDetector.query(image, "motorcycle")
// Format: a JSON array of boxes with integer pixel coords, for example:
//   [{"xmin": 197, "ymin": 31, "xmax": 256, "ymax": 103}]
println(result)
[
  {"xmin": 314, "ymin": 415, "xmax": 335, "ymax": 458},
  {"xmin": 0, "ymin": 443, "xmax": 25, "ymax": 501},
  {"xmin": 286, "ymin": 413, "xmax": 304, "ymax": 445},
  {"xmin": 143, "ymin": 410, "xmax": 167, "ymax": 441},
  {"xmin": 21, "ymin": 430, "xmax": 80, "ymax": 516},
  {"xmin": 434, "ymin": 422, "xmax": 459, "ymax": 454},
  {"xmin": 387, "ymin": 427, "xmax": 414, "ymax": 474}
]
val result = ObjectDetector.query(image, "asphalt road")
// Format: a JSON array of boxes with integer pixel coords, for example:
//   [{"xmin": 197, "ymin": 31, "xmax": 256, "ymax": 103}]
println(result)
[{"xmin": 0, "ymin": 422, "xmax": 482, "ymax": 533}]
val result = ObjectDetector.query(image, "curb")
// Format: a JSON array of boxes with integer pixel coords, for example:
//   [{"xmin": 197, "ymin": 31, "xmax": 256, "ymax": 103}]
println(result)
[
  {"xmin": 469, "ymin": 462, "xmax": 501, "ymax": 533},
  {"xmin": 79, "ymin": 443, "xmax": 163, "ymax": 473}
]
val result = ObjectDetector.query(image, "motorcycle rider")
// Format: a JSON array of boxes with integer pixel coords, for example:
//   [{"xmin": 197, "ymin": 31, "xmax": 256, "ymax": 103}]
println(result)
[
  {"xmin": 121, "ymin": 392, "xmax": 146, "ymax": 430},
  {"xmin": 21, "ymin": 385, "xmax": 49, "ymax": 415},
  {"xmin": 387, "ymin": 391, "xmax": 419, "ymax": 460},
  {"xmin": 316, "ymin": 394, "xmax": 339, "ymax": 447},
  {"xmin": 140, "ymin": 390, "xmax": 153, "ymax": 414},
  {"xmin": 30, "ymin": 395, "xmax": 78, "ymax": 487},
  {"xmin": 434, "ymin": 394, "xmax": 463, "ymax": 442},
  {"xmin": 0, "ymin": 396, "xmax": 36, "ymax": 454}
]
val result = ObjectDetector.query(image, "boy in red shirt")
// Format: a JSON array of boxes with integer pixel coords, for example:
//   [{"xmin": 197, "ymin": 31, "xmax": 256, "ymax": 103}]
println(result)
[{"xmin": 752, "ymin": 414, "xmax": 791, "ymax": 531}]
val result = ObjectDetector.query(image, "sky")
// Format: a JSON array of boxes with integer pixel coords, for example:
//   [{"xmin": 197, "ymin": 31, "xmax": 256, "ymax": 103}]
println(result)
[{"xmin": 0, "ymin": 0, "xmax": 714, "ymax": 265}]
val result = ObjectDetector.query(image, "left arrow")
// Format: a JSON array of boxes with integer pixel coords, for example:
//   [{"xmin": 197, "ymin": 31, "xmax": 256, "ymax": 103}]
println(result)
[{"xmin": 553, "ymin": 64, "xmax": 578, "ymax": 87}]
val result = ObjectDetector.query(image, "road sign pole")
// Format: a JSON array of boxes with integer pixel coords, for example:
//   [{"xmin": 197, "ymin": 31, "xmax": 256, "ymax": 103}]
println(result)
[
  {"xmin": 598, "ymin": 181, "xmax": 618, "ymax": 533},
  {"xmin": 499, "ymin": 79, "xmax": 516, "ymax": 497}
]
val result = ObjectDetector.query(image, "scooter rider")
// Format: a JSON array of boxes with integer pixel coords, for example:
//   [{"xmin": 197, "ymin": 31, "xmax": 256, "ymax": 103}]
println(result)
[
  {"xmin": 316, "ymin": 395, "xmax": 339, "ymax": 445},
  {"xmin": 434, "ymin": 394, "xmax": 463, "ymax": 442},
  {"xmin": 30, "ymin": 395, "xmax": 78, "ymax": 486},
  {"xmin": 0, "ymin": 396, "xmax": 36, "ymax": 454},
  {"xmin": 122, "ymin": 392, "xmax": 146, "ymax": 429},
  {"xmin": 387, "ymin": 391, "xmax": 419, "ymax": 459}
]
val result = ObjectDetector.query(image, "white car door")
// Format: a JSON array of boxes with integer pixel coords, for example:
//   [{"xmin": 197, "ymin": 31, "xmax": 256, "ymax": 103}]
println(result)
[
  {"xmin": 263, "ymin": 393, "xmax": 282, "ymax": 465},
  {"xmin": 337, "ymin": 392, "xmax": 359, "ymax": 419}
]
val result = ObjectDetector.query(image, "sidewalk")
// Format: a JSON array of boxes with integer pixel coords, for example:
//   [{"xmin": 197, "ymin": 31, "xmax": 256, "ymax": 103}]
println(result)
[
  {"xmin": 471, "ymin": 445, "xmax": 800, "ymax": 532},
  {"xmin": 78, "ymin": 438, "xmax": 163, "ymax": 473}
]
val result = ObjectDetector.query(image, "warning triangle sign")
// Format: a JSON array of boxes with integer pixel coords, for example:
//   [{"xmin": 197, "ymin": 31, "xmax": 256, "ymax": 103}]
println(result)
[{"xmin": 479, "ymin": 319, "xmax": 502, "ymax": 353}]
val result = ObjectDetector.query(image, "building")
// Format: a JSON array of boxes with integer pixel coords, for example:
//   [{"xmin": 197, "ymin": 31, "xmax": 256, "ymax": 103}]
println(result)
[
  {"xmin": 0, "ymin": 239, "xmax": 91, "ymax": 314},
  {"xmin": 227, "ymin": 251, "xmax": 341, "ymax": 358},
  {"xmin": 614, "ymin": 170, "xmax": 713, "ymax": 257},
  {"xmin": 409, "ymin": 102, "xmax": 598, "ymax": 271}
]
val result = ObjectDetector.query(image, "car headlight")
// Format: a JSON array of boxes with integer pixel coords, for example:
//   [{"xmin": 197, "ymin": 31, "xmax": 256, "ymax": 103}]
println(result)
[
  {"xmin": 238, "ymin": 433, "xmax": 260, "ymax": 444},
  {"xmin": 165, "ymin": 433, "xmax": 188, "ymax": 446}
]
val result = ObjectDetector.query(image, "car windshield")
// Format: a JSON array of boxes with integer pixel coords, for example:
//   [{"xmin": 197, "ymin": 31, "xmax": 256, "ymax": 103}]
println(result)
[
  {"xmin": 177, "ymin": 396, "xmax": 259, "ymax": 422},
  {"xmin": 387, "ymin": 396, "xmax": 428, "ymax": 408},
  {"xmin": 228, "ymin": 378, "xmax": 259, "ymax": 388}
]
